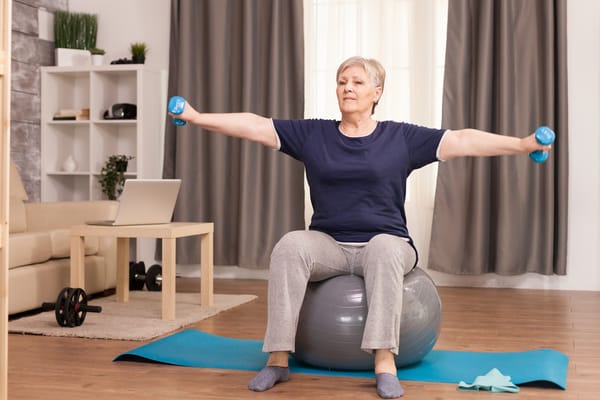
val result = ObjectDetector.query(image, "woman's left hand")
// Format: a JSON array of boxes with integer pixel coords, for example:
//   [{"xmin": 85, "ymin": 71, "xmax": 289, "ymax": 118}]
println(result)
[{"xmin": 522, "ymin": 133, "xmax": 552, "ymax": 154}]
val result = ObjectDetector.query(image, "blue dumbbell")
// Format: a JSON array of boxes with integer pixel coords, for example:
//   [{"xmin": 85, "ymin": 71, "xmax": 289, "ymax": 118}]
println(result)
[
  {"xmin": 529, "ymin": 126, "xmax": 555, "ymax": 163},
  {"xmin": 168, "ymin": 96, "xmax": 187, "ymax": 126}
]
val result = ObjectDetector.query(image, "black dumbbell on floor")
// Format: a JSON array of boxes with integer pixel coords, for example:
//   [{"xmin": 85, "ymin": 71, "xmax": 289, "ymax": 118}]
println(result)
[
  {"xmin": 129, "ymin": 261, "xmax": 163, "ymax": 291},
  {"xmin": 145, "ymin": 264, "xmax": 163, "ymax": 291},
  {"xmin": 129, "ymin": 261, "xmax": 146, "ymax": 290},
  {"xmin": 41, "ymin": 287, "xmax": 102, "ymax": 327}
]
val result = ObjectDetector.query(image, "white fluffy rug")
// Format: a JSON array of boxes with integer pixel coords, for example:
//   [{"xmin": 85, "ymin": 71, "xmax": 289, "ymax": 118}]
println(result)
[{"xmin": 8, "ymin": 291, "xmax": 256, "ymax": 341}]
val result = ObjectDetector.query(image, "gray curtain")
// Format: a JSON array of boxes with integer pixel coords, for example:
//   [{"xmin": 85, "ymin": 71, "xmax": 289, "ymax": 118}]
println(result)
[
  {"xmin": 428, "ymin": 0, "xmax": 568, "ymax": 275},
  {"xmin": 163, "ymin": 0, "xmax": 305, "ymax": 268}
]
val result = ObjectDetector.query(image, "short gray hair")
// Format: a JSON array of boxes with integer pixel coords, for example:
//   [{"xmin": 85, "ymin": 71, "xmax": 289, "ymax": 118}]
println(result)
[{"xmin": 336, "ymin": 56, "xmax": 386, "ymax": 113}]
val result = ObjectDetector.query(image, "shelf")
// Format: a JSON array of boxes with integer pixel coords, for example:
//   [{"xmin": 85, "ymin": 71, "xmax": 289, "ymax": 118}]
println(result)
[
  {"xmin": 41, "ymin": 65, "xmax": 165, "ymax": 267},
  {"xmin": 2, "ymin": 2, "xmax": 12, "ymax": 398},
  {"xmin": 41, "ymin": 65, "xmax": 164, "ymax": 202},
  {"xmin": 44, "ymin": 174, "xmax": 91, "ymax": 202},
  {"xmin": 46, "ymin": 171, "xmax": 91, "ymax": 175},
  {"xmin": 47, "ymin": 120, "xmax": 90, "ymax": 125},
  {"xmin": 92, "ymin": 119, "xmax": 137, "ymax": 124}
]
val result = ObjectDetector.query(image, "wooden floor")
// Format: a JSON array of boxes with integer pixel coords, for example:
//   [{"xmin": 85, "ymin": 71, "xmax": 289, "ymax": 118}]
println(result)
[{"xmin": 7, "ymin": 278, "xmax": 600, "ymax": 399}]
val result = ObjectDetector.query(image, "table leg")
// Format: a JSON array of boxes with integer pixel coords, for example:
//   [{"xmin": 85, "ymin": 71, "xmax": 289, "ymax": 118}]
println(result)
[
  {"xmin": 70, "ymin": 235, "xmax": 86, "ymax": 288},
  {"xmin": 200, "ymin": 231, "xmax": 214, "ymax": 306},
  {"xmin": 116, "ymin": 237, "xmax": 130, "ymax": 302},
  {"xmin": 162, "ymin": 237, "xmax": 176, "ymax": 320}
]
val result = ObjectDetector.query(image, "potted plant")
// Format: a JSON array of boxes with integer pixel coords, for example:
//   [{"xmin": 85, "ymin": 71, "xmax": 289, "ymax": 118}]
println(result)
[
  {"xmin": 130, "ymin": 42, "xmax": 148, "ymax": 64},
  {"xmin": 98, "ymin": 154, "xmax": 135, "ymax": 200},
  {"xmin": 89, "ymin": 47, "xmax": 105, "ymax": 66},
  {"xmin": 54, "ymin": 10, "xmax": 98, "ymax": 66}
]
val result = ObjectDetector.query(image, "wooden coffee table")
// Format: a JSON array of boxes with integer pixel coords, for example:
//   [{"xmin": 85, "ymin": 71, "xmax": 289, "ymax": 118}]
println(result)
[{"xmin": 69, "ymin": 222, "xmax": 214, "ymax": 320}]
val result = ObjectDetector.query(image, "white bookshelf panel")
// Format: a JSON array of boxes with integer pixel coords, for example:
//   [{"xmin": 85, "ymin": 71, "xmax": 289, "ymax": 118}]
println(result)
[
  {"xmin": 91, "ymin": 70, "xmax": 137, "ymax": 121},
  {"xmin": 91, "ymin": 122, "xmax": 137, "ymax": 173},
  {"xmin": 41, "ymin": 65, "xmax": 165, "ymax": 265},
  {"xmin": 43, "ymin": 71, "xmax": 90, "ymax": 119},
  {"xmin": 43, "ymin": 122, "xmax": 90, "ymax": 173},
  {"xmin": 44, "ymin": 174, "xmax": 90, "ymax": 202}
]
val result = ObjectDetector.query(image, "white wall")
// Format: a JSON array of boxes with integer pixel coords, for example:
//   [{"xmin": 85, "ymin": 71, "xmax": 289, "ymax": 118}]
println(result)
[
  {"xmin": 67, "ymin": 0, "xmax": 600, "ymax": 291},
  {"xmin": 68, "ymin": 0, "xmax": 171, "ymax": 72},
  {"xmin": 67, "ymin": 0, "xmax": 171, "ymax": 161}
]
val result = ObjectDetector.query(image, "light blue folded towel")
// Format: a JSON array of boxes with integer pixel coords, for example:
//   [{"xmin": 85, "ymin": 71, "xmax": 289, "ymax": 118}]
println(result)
[{"xmin": 458, "ymin": 368, "xmax": 520, "ymax": 393}]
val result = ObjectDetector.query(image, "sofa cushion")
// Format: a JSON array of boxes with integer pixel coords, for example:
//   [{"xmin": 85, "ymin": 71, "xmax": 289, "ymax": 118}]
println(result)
[
  {"xmin": 49, "ymin": 228, "xmax": 99, "ymax": 258},
  {"xmin": 9, "ymin": 196, "xmax": 27, "ymax": 233},
  {"xmin": 9, "ymin": 257, "xmax": 108, "ymax": 315},
  {"xmin": 9, "ymin": 160, "xmax": 28, "ymax": 233},
  {"xmin": 8, "ymin": 231, "xmax": 52, "ymax": 269},
  {"xmin": 25, "ymin": 200, "xmax": 118, "ymax": 232},
  {"xmin": 10, "ymin": 160, "xmax": 28, "ymax": 201}
]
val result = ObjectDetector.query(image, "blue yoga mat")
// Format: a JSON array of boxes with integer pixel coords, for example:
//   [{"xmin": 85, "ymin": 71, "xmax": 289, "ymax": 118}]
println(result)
[{"xmin": 114, "ymin": 329, "xmax": 569, "ymax": 389}]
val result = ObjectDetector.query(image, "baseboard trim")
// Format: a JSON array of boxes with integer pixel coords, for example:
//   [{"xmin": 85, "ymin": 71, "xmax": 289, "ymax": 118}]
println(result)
[{"xmin": 176, "ymin": 264, "xmax": 269, "ymax": 280}]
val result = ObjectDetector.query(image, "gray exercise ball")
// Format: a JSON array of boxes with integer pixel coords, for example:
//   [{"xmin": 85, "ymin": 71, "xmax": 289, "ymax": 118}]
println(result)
[{"xmin": 293, "ymin": 267, "xmax": 442, "ymax": 370}]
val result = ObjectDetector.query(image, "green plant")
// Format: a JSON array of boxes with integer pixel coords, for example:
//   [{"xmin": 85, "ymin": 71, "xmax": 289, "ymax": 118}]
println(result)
[
  {"xmin": 98, "ymin": 154, "xmax": 135, "ymax": 200},
  {"xmin": 130, "ymin": 42, "xmax": 148, "ymax": 57},
  {"xmin": 54, "ymin": 11, "xmax": 98, "ymax": 50},
  {"xmin": 89, "ymin": 47, "xmax": 105, "ymax": 55}
]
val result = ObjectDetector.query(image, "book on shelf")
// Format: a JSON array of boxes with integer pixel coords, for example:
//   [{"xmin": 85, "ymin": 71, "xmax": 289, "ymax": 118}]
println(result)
[
  {"xmin": 52, "ymin": 108, "xmax": 90, "ymax": 121},
  {"xmin": 52, "ymin": 115, "xmax": 76, "ymax": 120}
]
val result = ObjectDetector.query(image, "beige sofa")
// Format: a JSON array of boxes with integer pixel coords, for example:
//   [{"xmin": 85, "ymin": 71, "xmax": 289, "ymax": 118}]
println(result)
[{"xmin": 8, "ymin": 161, "xmax": 119, "ymax": 315}]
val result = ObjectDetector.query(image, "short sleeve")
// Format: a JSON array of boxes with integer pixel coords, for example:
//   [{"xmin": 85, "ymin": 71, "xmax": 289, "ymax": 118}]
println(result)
[
  {"xmin": 402, "ymin": 123, "xmax": 447, "ymax": 170},
  {"xmin": 273, "ymin": 119, "xmax": 322, "ymax": 161}
]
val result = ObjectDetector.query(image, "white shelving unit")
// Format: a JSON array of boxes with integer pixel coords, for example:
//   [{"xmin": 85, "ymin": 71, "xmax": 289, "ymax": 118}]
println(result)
[
  {"xmin": 40, "ymin": 65, "xmax": 164, "ymax": 201},
  {"xmin": 40, "ymin": 65, "xmax": 166, "ymax": 265}
]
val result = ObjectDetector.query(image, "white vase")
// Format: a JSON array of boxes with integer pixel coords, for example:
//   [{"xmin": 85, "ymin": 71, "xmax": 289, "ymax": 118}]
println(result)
[
  {"xmin": 55, "ymin": 48, "xmax": 91, "ymax": 67},
  {"xmin": 62, "ymin": 155, "xmax": 77, "ymax": 172},
  {"xmin": 92, "ymin": 54, "xmax": 104, "ymax": 66}
]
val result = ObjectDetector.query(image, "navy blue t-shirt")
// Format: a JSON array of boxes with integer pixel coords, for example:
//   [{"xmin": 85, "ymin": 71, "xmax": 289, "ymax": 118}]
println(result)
[{"xmin": 273, "ymin": 119, "xmax": 446, "ymax": 243}]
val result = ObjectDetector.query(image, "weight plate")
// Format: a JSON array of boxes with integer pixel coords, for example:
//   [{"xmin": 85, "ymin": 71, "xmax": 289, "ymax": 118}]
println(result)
[
  {"xmin": 68, "ymin": 288, "xmax": 88, "ymax": 327},
  {"xmin": 129, "ymin": 261, "xmax": 146, "ymax": 291},
  {"xmin": 54, "ymin": 287, "xmax": 72, "ymax": 327},
  {"xmin": 146, "ymin": 264, "xmax": 162, "ymax": 291}
]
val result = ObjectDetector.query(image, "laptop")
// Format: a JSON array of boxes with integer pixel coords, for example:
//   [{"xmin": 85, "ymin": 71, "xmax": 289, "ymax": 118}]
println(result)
[{"xmin": 87, "ymin": 179, "xmax": 182, "ymax": 226}]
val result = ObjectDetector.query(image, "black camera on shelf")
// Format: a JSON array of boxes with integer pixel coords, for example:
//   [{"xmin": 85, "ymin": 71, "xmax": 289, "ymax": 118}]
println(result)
[{"xmin": 103, "ymin": 103, "xmax": 137, "ymax": 120}]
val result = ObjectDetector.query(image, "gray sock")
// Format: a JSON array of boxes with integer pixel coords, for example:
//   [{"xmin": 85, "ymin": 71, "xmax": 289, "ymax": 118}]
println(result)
[
  {"xmin": 248, "ymin": 366, "xmax": 290, "ymax": 392},
  {"xmin": 376, "ymin": 373, "xmax": 404, "ymax": 398}
]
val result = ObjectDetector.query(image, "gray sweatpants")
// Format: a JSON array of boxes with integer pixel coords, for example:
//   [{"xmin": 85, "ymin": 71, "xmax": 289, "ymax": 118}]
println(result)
[{"xmin": 263, "ymin": 230, "xmax": 416, "ymax": 355}]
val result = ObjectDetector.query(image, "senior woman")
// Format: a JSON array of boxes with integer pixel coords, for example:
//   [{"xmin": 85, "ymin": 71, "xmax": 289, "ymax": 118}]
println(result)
[{"xmin": 169, "ymin": 56, "xmax": 551, "ymax": 399}]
